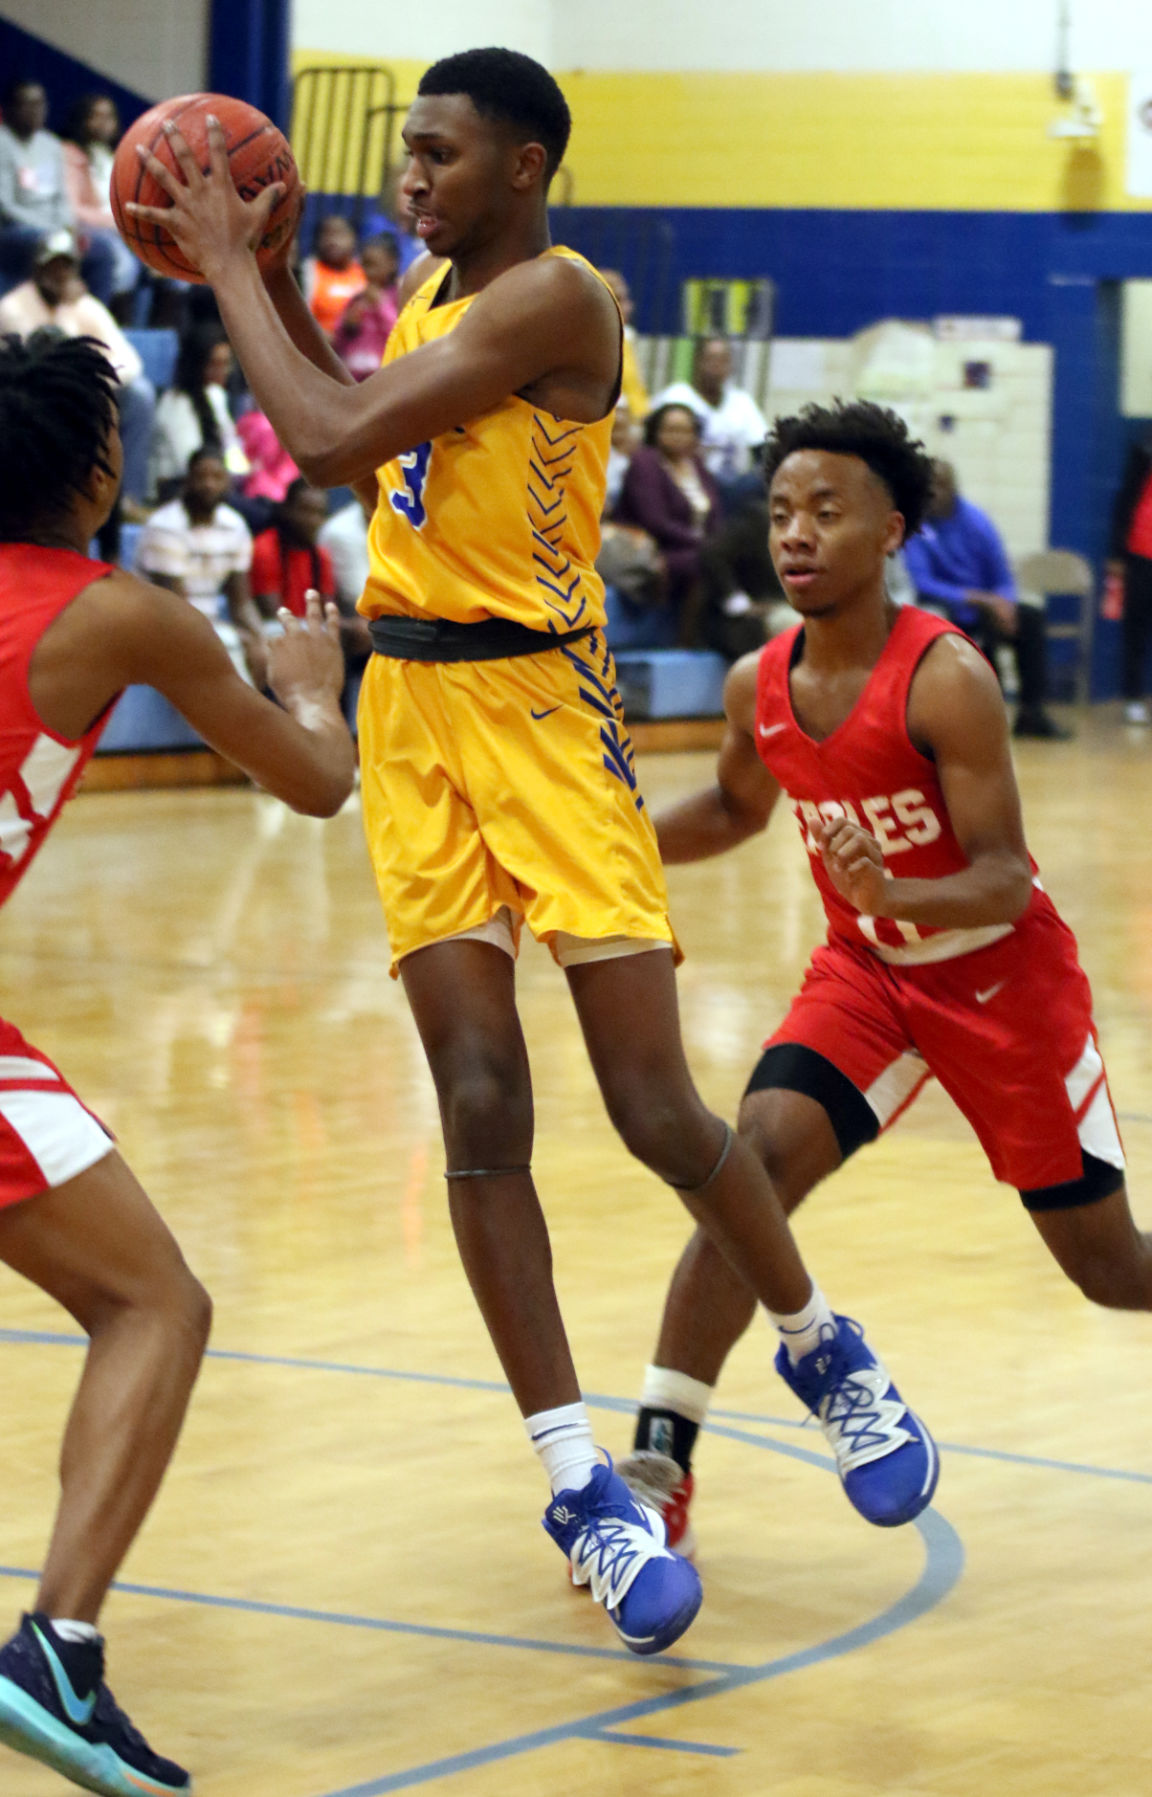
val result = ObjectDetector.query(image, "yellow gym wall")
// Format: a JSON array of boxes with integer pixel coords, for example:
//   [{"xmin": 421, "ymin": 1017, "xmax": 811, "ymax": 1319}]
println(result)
[{"xmin": 290, "ymin": 52, "xmax": 1146, "ymax": 213}]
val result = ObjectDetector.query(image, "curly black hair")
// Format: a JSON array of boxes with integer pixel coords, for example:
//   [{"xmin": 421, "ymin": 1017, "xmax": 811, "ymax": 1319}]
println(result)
[
  {"xmin": 0, "ymin": 332, "xmax": 119, "ymax": 542},
  {"xmin": 418, "ymin": 47, "xmax": 571, "ymax": 180},
  {"xmin": 643, "ymin": 400, "xmax": 703, "ymax": 449},
  {"xmin": 763, "ymin": 400, "xmax": 934, "ymax": 538}
]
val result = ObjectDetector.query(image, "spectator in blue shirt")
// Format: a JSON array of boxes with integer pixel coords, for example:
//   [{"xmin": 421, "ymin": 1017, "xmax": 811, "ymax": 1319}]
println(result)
[{"xmin": 903, "ymin": 460, "xmax": 1069, "ymax": 739}]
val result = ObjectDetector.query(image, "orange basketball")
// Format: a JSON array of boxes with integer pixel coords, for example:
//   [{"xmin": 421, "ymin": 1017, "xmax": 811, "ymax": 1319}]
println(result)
[{"xmin": 110, "ymin": 92, "xmax": 302, "ymax": 282}]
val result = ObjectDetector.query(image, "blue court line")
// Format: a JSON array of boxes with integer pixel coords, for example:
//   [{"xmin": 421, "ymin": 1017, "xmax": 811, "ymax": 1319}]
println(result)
[
  {"xmin": 0, "ymin": 1569, "xmax": 736, "ymax": 1674},
  {"xmin": 589, "ymin": 1730, "xmax": 740, "ymax": 1756},
  {"xmin": 3, "ymin": 1329, "xmax": 1149, "ymax": 1487},
  {"xmin": 314, "ymin": 1508, "xmax": 965, "ymax": 1797},
  {"xmin": 0, "ymin": 1327, "xmax": 971, "ymax": 1789}
]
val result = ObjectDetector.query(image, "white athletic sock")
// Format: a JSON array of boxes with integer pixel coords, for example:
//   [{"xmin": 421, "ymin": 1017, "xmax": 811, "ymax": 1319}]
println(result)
[
  {"xmin": 525, "ymin": 1401, "xmax": 600, "ymax": 1496},
  {"xmin": 768, "ymin": 1283, "xmax": 837, "ymax": 1365},
  {"xmin": 49, "ymin": 1620, "xmax": 101, "ymax": 1645},
  {"xmin": 639, "ymin": 1364, "xmax": 713, "ymax": 1425}
]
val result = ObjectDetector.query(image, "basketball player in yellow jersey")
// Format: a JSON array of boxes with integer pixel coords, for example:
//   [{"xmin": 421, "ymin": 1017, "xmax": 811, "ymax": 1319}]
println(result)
[{"xmin": 134, "ymin": 47, "xmax": 935, "ymax": 1652}]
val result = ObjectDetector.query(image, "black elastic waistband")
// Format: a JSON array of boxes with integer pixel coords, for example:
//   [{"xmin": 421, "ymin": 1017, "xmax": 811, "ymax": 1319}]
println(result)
[{"xmin": 369, "ymin": 615, "xmax": 594, "ymax": 663}]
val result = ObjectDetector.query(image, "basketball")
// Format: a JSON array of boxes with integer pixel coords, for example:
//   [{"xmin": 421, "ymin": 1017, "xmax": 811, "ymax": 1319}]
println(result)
[{"xmin": 110, "ymin": 92, "xmax": 302, "ymax": 281}]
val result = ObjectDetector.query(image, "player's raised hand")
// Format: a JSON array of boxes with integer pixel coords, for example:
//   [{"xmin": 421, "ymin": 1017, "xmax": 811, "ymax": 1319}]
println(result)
[
  {"xmin": 127, "ymin": 115, "xmax": 285, "ymax": 280},
  {"xmin": 267, "ymin": 590, "xmax": 347, "ymax": 711},
  {"xmin": 818, "ymin": 816, "xmax": 891, "ymax": 916}
]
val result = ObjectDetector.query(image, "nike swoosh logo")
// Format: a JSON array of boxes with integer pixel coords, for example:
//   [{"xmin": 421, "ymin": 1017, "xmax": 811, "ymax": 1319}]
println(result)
[
  {"xmin": 531, "ymin": 705, "xmax": 562, "ymax": 721},
  {"xmin": 975, "ymin": 981, "xmax": 1006, "ymax": 1005},
  {"xmin": 758, "ymin": 721, "xmax": 787, "ymax": 738},
  {"xmin": 31, "ymin": 1622, "xmax": 96, "ymax": 1727}
]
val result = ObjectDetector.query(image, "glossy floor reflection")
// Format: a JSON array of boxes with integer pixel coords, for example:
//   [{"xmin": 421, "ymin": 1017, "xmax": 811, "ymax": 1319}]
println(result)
[{"xmin": 0, "ymin": 709, "xmax": 1149, "ymax": 1796}]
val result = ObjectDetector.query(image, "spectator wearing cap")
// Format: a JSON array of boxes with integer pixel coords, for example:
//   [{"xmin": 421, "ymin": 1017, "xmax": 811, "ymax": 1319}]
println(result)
[
  {"xmin": 0, "ymin": 229, "xmax": 155, "ymax": 511},
  {"xmin": 0, "ymin": 79, "xmax": 115, "ymax": 300}
]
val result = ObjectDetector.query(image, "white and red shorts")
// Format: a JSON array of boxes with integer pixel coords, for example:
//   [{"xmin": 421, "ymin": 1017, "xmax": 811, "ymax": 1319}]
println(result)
[
  {"xmin": 0, "ymin": 1019, "xmax": 113, "ymax": 1210},
  {"xmin": 752, "ymin": 904, "xmax": 1124, "ymax": 1203}
]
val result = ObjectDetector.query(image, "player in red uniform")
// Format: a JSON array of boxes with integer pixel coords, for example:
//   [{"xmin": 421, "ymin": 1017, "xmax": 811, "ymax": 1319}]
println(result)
[
  {"xmin": 0, "ymin": 329, "xmax": 355, "ymax": 1797},
  {"xmin": 623, "ymin": 401, "xmax": 1142, "ymax": 1552}
]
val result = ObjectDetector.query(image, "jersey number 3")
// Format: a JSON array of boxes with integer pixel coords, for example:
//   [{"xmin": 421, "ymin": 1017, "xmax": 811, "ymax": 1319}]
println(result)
[{"xmin": 390, "ymin": 442, "xmax": 432, "ymax": 529}]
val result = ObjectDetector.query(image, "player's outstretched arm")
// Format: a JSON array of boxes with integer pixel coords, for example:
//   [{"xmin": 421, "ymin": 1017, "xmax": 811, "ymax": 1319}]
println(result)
[
  {"xmin": 820, "ymin": 634, "xmax": 1033, "ymax": 928},
  {"xmin": 655, "ymin": 654, "xmax": 781, "ymax": 863},
  {"xmin": 31, "ymin": 575, "xmax": 356, "ymax": 817}
]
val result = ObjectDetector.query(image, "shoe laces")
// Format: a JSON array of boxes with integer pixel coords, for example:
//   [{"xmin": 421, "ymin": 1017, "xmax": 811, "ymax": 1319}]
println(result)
[
  {"xmin": 569, "ymin": 1489, "xmax": 666, "ymax": 1611},
  {"xmin": 808, "ymin": 1331, "xmax": 913, "ymax": 1474},
  {"xmin": 92, "ymin": 1680, "xmax": 152, "ymax": 1756}
]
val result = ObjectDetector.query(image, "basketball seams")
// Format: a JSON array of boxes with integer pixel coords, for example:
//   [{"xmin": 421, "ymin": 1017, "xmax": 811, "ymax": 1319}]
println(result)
[{"xmin": 111, "ymin": 95, "xmax": 297, "ymax": 282}]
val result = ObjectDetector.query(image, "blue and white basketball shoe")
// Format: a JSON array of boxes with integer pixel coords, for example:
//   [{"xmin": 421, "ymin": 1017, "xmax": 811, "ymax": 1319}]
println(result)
[
  {"xmin": 776, "ymin": 1317, "xmax": 939, "ymax": 1527},
  {"xmin": 543, "ymin": 1459, "xmax": 702, "ymax": 1654},
  {"xmin": 0, "ymin": 1613, "xmax": 190, "ymax": 1795}
]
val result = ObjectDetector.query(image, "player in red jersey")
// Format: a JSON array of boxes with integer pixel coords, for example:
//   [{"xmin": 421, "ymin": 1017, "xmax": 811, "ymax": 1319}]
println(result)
[
  {"xmin": 0, "ymin": 330, "xmax": 354, "ymax": 1797},
  {"xmin": 623, "ymin": 400, "xmax": 1142, "ymax": 1551}
]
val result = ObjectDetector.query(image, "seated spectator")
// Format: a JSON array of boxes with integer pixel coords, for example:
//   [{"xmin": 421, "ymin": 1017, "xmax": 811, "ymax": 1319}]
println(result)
[
  {"xmin": 612, "ymin": 401, "xmax": 722, "ymax": 645},
  {"xmin": 250, "ymin": 481, "xmax": 336, "ymax": 618},
  {"xmin": 134, "ymin": 449, "xmax": 267, "ymax": 685},
  {"xmin": 651, "ymin": 335, "xmax": 768, "ymax": 510},
  {"xmin": 0, "ymin": 79, "xmax": 115, "ymax": 301},
  {"xmin": 317, "ymin": 493, "xmax": 375, "ymax": 719},
  {"xmin": 0, "ymin": 229, "xmax": 154, "ymax": 513},
  {"xmin": 235, "ymin": 409, "xmax": 300, "ymax": 529},
  {"xmin": 60, "ymin": 93, "xmax": 139, "ymax": 320},
  {"xmin": 148, "ymin": 324, "xmax": 250, "ymax": 500},
  {"xmin": 600, "ymin": 269, "xmax": 649, "ymax": 422},
  {"xmin": 359, "ymin": 171, "xmax": 425, "ymax": 276},
  {"xmin": 697, "ymin": 498, "xmax": 788, "ymax": 661},
  {"xmin": 333, "ymin": 233, "xmax": 400, "ymax": 380},
  {"xmin": 903, "ymin": 458, "xmax": 1070, "ymax": 739},
  {"xmin": 605, "ymin": 398, "xmax": 639, "ymax": 513},
  {"xmin": 301, "ymin": 215, "xmax": 365, "ymax": 339}
]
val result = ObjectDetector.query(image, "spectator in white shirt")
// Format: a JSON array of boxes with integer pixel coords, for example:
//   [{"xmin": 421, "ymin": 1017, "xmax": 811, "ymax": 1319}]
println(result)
[
  {"xmin": 317, "ymin": 494, "xmax": 375, "ymax": 723},
  {"xmin": 652, "ymin": 335, "xmax": 768, "ymax": 507},
  {"xmin": 0, "ymin": 229, "xmax": 154, "ymax": 508},
  {"xmin": 134, "ymin": 450, "xmax": 267, "ymax": 686},
  {"xmin": 61, "ymin": 93, "xmax": 141, "ymax": 319},
  {"xmin": 0, "ymin": 79, "xmax": 115, "ymax": 300},
  {"xmin": 148, "ymin": 325, "xmax": 250, "ymax": 501}
]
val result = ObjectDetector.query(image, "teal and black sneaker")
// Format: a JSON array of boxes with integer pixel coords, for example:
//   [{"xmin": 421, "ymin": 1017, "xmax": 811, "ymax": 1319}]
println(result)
[{"xmin": 0, "ymin": 1612, "xmax": 190, "ymax": 1795}]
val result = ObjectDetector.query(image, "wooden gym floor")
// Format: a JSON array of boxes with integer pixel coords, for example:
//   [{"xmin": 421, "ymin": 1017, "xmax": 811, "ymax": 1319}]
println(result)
[{"xmin": 1, "ymin": 704, "xmax": 1149, "ymax": 1796}]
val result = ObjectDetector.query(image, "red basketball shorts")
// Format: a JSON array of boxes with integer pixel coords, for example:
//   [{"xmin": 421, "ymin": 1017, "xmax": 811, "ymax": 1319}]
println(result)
[
  {"xmin": 760, "ymin": 903, "xmax": 1123, "ymax": 1195},
  {"xmin": 0, "ymin": 1019, "xmax": 113, "ymax": 1209}
]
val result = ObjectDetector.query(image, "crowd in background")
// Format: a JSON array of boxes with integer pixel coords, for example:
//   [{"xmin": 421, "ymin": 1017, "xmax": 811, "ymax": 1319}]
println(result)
[{"xmin": 0, "ymin": 74, "xmax": 1111, "ymax": 738}]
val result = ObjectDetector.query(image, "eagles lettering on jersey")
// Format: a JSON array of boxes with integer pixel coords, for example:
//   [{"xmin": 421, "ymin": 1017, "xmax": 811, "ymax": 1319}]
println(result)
[
  {"xmin": 794, "ymin": 790, "xmax": 944, "ymax": 860},
  {"xmin": 755, "ymin": 606, "xmax": 1051, "ymax": 965}
]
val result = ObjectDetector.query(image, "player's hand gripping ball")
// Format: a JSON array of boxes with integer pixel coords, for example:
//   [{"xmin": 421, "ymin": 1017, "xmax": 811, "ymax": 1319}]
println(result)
[{"xmin": 110, "ymin": 92, "xmax": 302, "ymax": 281}]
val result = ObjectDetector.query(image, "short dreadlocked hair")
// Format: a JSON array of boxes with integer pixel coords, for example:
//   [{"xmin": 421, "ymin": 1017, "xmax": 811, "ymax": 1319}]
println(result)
[
  {"xmin": 418, "ymin": 47, "xmax": 571, "ymax": 180},
  {"xmin": 763, "ymin": 400, "xmax": 934, "ymax": 539},
  {"xmin": 0, "ymin": 332, "xmax": 119, "ymax": 542}
]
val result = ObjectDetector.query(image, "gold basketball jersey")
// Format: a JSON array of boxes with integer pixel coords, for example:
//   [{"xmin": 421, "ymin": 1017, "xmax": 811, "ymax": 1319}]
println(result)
[{"xmin": 360, "ymin": 247, "xmax": 614, "ymax": 630}]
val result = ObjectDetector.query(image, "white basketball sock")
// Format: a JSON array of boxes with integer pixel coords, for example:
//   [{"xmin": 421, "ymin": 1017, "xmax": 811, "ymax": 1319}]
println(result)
[
  {"xmin": 49, "ymin": 1620, "xmax": 101, "ymax": 1645},
  {"xmin": 525, "ymin": 1400, "xmax": 600, "ymax": 1495},
  {"xmin": 769, "ymin": 1283, "xmax": 837, "ymax": 1365}
]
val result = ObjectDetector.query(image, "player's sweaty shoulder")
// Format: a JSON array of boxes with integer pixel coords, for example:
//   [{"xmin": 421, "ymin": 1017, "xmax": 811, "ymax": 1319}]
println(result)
[
  {"xmin": 908, "ymin": 627, "xmax": 1007, "ymax": 751},
  {"xmin": 476, "ymin": 253, "xmax": 618, "ymax": 363}
]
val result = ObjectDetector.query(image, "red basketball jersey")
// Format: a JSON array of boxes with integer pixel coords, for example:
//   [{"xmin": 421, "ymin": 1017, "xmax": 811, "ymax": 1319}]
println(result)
[
  {"xmin": 0, "ymin": 545, "xmax": 117, "ymax": 910},
  {"xmin": 754, "ymin": 605, "xmax": 1053, "ymax": 963}
]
